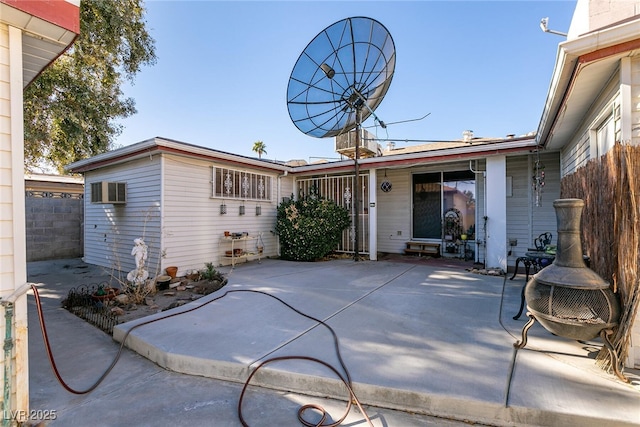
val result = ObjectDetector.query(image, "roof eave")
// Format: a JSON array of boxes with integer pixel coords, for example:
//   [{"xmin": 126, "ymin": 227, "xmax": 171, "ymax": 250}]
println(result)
[
  {"xmin": 65, "ymin": 137, "xmax": 291, "ymax": 174},
  {"xmin": 290, "ymin": 138, "xmax": 539, "ymax": 174},
  {"xmin": 537, "ymin": 17, "xmax": 640, "ymax": 149}
]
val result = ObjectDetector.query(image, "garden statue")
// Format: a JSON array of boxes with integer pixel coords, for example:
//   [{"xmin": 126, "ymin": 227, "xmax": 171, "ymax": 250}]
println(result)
[{"xmin": 127, "ymin": 237, "xmax": 149, "ymax": 285}]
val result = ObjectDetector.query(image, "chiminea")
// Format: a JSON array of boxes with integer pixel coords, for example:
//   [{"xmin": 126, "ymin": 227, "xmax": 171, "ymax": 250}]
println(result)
[{"xmin": 514, "ymin": 199, "xmax": 628, "ymax": 382}]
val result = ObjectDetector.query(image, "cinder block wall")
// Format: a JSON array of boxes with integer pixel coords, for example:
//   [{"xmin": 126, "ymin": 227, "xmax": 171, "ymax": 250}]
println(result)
[{"xmin": 25, "ymin": 194, "xmax": 83, "ymax": 261}]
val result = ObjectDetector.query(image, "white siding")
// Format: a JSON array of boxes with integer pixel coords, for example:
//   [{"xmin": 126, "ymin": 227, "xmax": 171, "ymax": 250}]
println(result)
[
  {"xmin": 0, "ymin": 24, "xmax": 13, "ymax": 288},
  {"xmin": 505, "ymin": 156, "xmax": 530, "ymax": 262},
  {"xmin": 505, "ymin": 152, "xmax": 560, "ymax": 262},
  {"xmin": 83, "ymin": 157, "xmax": 162, "ymax": 274},
  {"xmin": 162, "ymin": 156, "xmax": 279, "ymax": 274},
  {"xmin": 561, "ymin": 71, "xmax": 620, "ymax": 175},
  {"xmin": 531, "ymin": 152, "xmax": 561, "ymax": 247},
  {"xmin": 0, "ymin": 22, "xmax": 29, "ymax": 416},
  {"xmin": 631, "ymin": 56, "xmax": 640, "ymax": 147},
  {"xmin": 376, "ymin": 160, "xmax": 486, "ymax": 257},
  {"xmin": 561, "ymin": 129, "xmax": 590, "ymax": 177},
  {"xmin": 376, "ymin": 168, "xmax": 411, "ymax": 254}
]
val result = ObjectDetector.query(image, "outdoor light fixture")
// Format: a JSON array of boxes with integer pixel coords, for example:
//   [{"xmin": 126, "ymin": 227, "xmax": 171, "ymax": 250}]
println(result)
[
  {"xmin": 539, "ymin": 17, "xmax": 567, "ymax": 37},
  {"xmin": 239, "ymin": 204, "xmax": 245, "ymax": 216},
  {"xmin": 320, "ymin": 63, "xmax": 335, "ymax": 79},
  {"xmin": 220, "ymin": 202, "xmax": 227, "ymax": 215}
]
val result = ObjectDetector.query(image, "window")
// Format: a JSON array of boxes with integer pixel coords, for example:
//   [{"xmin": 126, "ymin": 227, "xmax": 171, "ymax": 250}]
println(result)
[
  {"xmin": 595, "ymin": 103, "xmax": 621, "ymax": 158},
  {"xmin": 596, "ymin": 115, "xmax": 615, "ymax": 157},
  {"xmin": 412, "ymin": 171, "xmax": 475, "ymax": 240},
  {"xmin": 212, "ymin": 167, "xmax": 272, "ymax": 201}
]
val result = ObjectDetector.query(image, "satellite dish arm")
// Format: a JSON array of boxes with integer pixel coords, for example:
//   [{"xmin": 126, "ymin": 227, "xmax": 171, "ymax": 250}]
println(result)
[{"xmin": 352, "ymin": 88, "xmax": 386, "ymax": 128}]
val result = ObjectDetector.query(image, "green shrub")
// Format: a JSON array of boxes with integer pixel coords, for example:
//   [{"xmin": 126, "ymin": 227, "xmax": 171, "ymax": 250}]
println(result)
[
  {"xmin": 275, "ymin": 193, "xmax": 350, "ymax": 261},
  {"xmin": 200, "ymin": 262, "xmax": 223, "ymax": 282}
]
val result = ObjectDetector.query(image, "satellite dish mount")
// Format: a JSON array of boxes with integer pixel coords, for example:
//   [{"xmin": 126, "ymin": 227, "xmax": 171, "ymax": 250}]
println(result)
[{"xmin": 287, "ymin": 16, "xmax": 396, "ymax": 260}]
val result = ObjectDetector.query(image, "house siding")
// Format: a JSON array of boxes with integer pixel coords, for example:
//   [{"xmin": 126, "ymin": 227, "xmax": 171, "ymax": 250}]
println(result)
[
  {"xmin": 376, "ymin": 168, "xmax": 411, "ymax": 254},
  {"xmin": 505, "ymin": 156, "xmax": 530, "ymax": 262},
  {"xmin": 505, "ymin": 152, "xmax": 560, "ymax": 262},
  {"xmin": 162, "ymin": 155, "xmax": 280, "ymax": 274},
  {"xmin": 631, "ymin": 56, "xmax": 640, "ymax": 146},
  {"xmin": 561, "ymin": 71, "xmax": 621, "ymax": 176},
  {"xmin": 0, "ymin": 24, "xmax": 13, "ymax": 287},
  {"xmin": 83, "ymin": 157, "xmax": 162, "ymax": 275},
  {"xmin": 561, "ymin": 129, "xmax": 590, "ymax": 177},
  {"xmin": 376, "ymin": 160, "xmax": 489, "ymax": 261}
]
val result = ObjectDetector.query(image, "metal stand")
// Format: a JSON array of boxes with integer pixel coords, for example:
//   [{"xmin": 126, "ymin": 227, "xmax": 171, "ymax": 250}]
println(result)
[
  {"xmin": 513, "ymin": 312, "xmax": 536, "ymax": 349},
  {"xmin": 513, "ymin": 314, "xmax": 629, "ymax": 383}
]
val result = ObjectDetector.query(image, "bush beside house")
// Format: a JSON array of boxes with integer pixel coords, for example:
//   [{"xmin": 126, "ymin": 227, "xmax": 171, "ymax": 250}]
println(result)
[{"xmin": 276, "ymin": 194, "xmax": 350, "ymax": 261}]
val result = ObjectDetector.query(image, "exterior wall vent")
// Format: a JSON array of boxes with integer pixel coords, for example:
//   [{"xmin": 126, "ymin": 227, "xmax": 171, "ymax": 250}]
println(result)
[{"xmin": 90, "ymin": 182, "xmax": 127, "ymax": 204}]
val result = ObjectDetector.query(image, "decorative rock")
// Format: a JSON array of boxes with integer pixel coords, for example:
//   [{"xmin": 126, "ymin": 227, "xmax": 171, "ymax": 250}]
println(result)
[
  {"xmin": 164, "ymin": 301, "xmax": 186, "ymax": 310},
  {"xmin": 169, "ymin": 282, "xmax": 181, "ymax": 289},
  {"xmin": 176, "ymin": 285, "xmax": 186, "ymax": 291},
  {"xmin": 110, "ymin": 307, "xmax": 125, "ymax": 316},
  {"xmin": 115, "ymin": 294, "xmax": 130, "ymax": 304},
  {"xmin": 163, "ymin": 291, "xmax": 176, "ymax": 297},
  {"xmin": 144, "ymin": 297, "xmax": 154, "ymax": 306}
]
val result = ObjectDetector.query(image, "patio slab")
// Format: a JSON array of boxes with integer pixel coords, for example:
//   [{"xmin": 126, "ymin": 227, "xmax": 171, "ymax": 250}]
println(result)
[{"xmin": 113, "ymin": 258, "xmax": 640, "ymax": 427}]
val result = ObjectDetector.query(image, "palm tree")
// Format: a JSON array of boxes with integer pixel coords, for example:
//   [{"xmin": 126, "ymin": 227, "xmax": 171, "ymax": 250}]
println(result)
[{"xmin": 252, "ymin": 141, "xmax": 267, "ymax": 159}]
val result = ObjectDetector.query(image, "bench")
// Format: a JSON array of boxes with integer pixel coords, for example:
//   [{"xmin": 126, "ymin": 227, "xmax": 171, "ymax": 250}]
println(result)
[{"xmin": 404, "ymin": 241, "xmax": 441, "ymax": 257}]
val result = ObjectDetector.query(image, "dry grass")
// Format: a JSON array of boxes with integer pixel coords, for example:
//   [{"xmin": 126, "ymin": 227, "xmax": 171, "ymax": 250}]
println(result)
[{"xmin": 560, "ymin": 143, "xmax": 640, "ymax": 373}]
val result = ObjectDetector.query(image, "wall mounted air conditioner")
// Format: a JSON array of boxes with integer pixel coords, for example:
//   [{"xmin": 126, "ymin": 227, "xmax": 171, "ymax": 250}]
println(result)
[{"xmin": 90, "ymin": 181, "xmax": 126, "ymax": 204}]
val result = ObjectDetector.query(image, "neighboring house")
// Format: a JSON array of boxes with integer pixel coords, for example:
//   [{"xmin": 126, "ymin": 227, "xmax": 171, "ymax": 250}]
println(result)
[
  {"xmin": 1, "ymin": 0, "xmax": 80, "ymax": 419},
  {"xmin": 24, "ymin": 173, "xmax": 84, "ymax": 261}
]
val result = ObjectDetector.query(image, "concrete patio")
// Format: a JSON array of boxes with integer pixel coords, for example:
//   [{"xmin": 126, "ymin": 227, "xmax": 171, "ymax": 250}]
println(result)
[
  {"xmin": 27, "ymin": 257, "xmax": 640, "ymax": 426},
  {"xmin": 113, "ymin": 257, "xmax": 639, "ymax": 426}
]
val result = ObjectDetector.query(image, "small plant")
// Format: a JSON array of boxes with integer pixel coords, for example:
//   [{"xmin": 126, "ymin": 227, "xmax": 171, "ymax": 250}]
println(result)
[{"xmin": 200, "ymin": 262, "xmax": 224, "ymax": 282}]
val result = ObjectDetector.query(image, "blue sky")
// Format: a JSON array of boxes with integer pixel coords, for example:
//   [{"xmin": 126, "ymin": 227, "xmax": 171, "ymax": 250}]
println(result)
[{"xmin": 115, "ymin": 0, "xmax": 577, "ymax": 162}]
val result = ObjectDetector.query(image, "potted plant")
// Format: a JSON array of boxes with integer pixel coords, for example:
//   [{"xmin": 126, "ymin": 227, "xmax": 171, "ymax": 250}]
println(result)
[
  {"xmin": 91, "ymin": 283, "xmax": 120, "ymax": 301},
  {"xmin": 165, "ymin": 266, "xmax": 178, "ymax": 279}
]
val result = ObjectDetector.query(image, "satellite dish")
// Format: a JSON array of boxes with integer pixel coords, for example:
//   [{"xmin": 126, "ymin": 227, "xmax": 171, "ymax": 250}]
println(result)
[{"xmin": 287, "ymin": 16, "xmax": 396, "ymax": 139}]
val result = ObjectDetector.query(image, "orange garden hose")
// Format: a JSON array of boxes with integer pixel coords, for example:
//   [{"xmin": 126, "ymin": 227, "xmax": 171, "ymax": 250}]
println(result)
[{"xmin": 31, "ymin": 284, "xmax": 373, "ymax": 426}]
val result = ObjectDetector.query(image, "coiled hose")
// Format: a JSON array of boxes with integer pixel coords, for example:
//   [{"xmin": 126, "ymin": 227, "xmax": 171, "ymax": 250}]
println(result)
[{"xmin": 32, "ymin": 284, "xmax": 373, "ymax": 427}]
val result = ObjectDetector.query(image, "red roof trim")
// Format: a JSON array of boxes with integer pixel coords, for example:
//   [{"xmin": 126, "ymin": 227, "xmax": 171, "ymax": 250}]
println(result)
[
  {"xmin": 69, "ymin": 145, "xmax": 286, "ymax": 174},
  {"xmin": 1, "ymin": 0, "xmax": 80, "ymax": 34},
  {"xmin": 290, "ymin": 145, "xmax": 535, "ymax": 174},
  {"xmin": 578, "ymin": 37, "xmax": 640, "ymax": 65},
  {"xmin": 542, "ymin": 36, "xmax": 640, "ymax": 148}
]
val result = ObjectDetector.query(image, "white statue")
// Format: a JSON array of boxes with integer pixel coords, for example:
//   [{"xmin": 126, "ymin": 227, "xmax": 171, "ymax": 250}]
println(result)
[
  {"xmin": 131, "ymin": 238, "xmax": 148, "ymax": 269},
  {"xmin": 127, "ymin": 237, "xmax": 149, "ymax": 285}
]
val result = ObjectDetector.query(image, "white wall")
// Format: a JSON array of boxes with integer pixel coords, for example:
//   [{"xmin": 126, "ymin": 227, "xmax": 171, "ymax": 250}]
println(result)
[
  {"xmin": 485, "ymin": 156, "xmax": 507, "ymax": 270},
  {"xmin": 0, "ymin": 23, "xmax": 29, "ymax": 417},
  {"xmin": 162, "ymin": 155, "xmax": 281, "ymax": 274},
  {"xmin": 631, "ymin": 56, "xmax": 640, "ymax": 147},
  {"xmin": 83, "ymin": 156, "xmax": 162, "ymax": 275},
  {"xmin": 376, "ymin": 168, "xmax": 412, "ymax": 254},
  {"xmin": 506, "ymin": 152, "xmax": 561, "ymax": 264}
]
